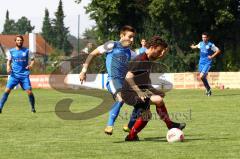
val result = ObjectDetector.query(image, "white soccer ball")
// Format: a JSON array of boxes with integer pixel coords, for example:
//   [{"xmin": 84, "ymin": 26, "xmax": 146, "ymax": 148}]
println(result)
[{"xmin": 166, "ymin": 128, "xmax": 184, "ymax": 143}]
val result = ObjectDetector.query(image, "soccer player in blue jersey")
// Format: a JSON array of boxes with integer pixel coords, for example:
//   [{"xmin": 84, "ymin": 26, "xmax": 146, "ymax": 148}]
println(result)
[
  {"xmin": 191, "ymin": 32, "xmax": 221, "ymax": 96},
  {"xmin": 138, "ymin": 38, "xmax": 147, "ymax": 55},
  {"xmin": 0, "ymin": 35, "xmax": 36, "ymax": 113},
  {"xmin": 79, "ymin": 25, "xmax": 136, "ymax": 135}
]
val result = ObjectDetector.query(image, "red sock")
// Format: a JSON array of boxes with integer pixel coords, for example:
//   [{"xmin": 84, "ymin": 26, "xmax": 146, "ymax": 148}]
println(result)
[
  {"xmin": 129, "ymin": 116, "xmax": 149, "ymax": 139},
  {"xmin": 156, "ymin": 102, "xmax": 173, "ymax": 129}
]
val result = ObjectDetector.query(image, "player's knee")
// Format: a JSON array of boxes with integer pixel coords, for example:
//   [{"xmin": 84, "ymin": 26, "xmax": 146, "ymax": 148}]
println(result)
[
  {"xmin": 26, "ymin": 90, "xmax": 33, "ymax": 95},
  {"xmin": 200, "ymin": 73, "xmax": 207, "ymax": 80},
  {"xmin": 5, "ymin": 88, "xmax": 11, "ymax": 93},
  {"xmin": 150, "ymin": 95, "xmax": 163, "ymax": 105}
]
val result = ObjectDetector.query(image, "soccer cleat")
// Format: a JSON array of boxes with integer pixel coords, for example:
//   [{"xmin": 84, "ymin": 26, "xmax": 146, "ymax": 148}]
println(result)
[
  {"xmin": 31, "ymin": 109, "xmax": 36, "ymax": 113},
  {"xmin": 206, "ymin": 89, "xmax": 212, "ymax": 96},
  {"xmin": 170, "ymin": 122, "xmax": 186, "ymax": 130},
  {"xmin": 125, "ymin": 135, "xmax": 139, "ymax": 141},
  {"xmin": 104, "ymin": 126, "xmax": 113, "ymax": 135},
  {"xmin": 0, "ymin": 109, "xmax": 2, "ymax": 114},
  {"xmin": 123, "ymin": 125, "xmax": 130, "ymax": 132}
]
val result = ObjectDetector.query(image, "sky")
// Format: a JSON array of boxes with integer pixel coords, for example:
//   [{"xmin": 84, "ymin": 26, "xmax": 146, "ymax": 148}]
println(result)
[{"xmin": 0, "ymin": 0, "xmax": 95, "ymax": 37}]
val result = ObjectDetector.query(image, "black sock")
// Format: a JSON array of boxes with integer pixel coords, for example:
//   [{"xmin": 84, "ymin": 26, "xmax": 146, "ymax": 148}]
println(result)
[
  {"xmin": 28, "ymin": 93, "xmax": 35, "ymax": 110},
  {"xmin": 201, "ymin": 76, "xmax": 211, "ymax": 91}
]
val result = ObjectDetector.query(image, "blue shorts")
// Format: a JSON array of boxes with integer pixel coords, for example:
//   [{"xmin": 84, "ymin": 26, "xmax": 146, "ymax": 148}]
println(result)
[
  {"xmin": 6, "ymin": 75, "xmax": 32, "ymax": 90},
  {"xmin": 106, "ymin": 79, "xmax": 123, "ymax": 96},
  {"xmin": 198, "ymin": 63, "xmax": 211, "ymax": 75}
]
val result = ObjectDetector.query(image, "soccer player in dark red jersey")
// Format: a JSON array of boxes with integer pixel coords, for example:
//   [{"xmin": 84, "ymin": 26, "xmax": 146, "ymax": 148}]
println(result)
[{"xmin": 122, "ymin": 36, "xmax": 186, "ymax": 141}]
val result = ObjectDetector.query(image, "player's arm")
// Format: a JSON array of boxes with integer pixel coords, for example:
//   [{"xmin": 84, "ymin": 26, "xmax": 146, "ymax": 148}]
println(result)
[
  {"xmin": 6, "ymin": 60, "xmax": 11, "ymax": 74},
  {"xmin": 6, "ymin": 50, "xmax": 12, "ymax": 74},
  {"xmin": 190, "ymin": 43, "xmax": 199, "ymax": 49},
  {"xmin": 125, "ymin": 71, "xmax": 148, "ymax": 101},
  {"xmin": 26, "ymin": 51, "xmax": 35, "ymax": 70},
  {"xmin": 79, "ymin": 41, "xmax": 114, "ymax": 84},
  {"xmin": 26, "ymin": 59, "xmax": 35, "ymax": 70},
  {"xmin": 208, "ymin": 45, "xmax": 221, "ymax": 59},
  {"xmin": 79, "ymin": 49, "xmax": 102, "ymax": 84}
]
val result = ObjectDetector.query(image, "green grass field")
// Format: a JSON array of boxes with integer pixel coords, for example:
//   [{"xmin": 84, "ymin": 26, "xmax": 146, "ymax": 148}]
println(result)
[{"xmin": 0, "ymin": 89, "xmax": 240, "ymax": 159}]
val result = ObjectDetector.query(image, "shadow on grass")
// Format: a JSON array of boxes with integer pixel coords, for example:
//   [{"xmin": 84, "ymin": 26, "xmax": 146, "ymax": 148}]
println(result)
[
  {"xmin": 113, "ymin": 135, "xmax": 229, "ymax": 143},
  {"xmin": 143, "ymin": 136, "xmax": 205, "ymax": 142},
  {"xmin": 212, "ymin": 93, "xmax": 240, "ymax": 97}
]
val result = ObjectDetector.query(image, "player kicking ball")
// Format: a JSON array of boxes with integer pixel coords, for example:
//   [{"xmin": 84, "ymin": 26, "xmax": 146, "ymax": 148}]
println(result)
[
  {"xmin": 0, "ymin": 35, "xmax": 36, "ymax": 113},
  {"xmin": 121, "ymin": 36, "xmax": 186, "ymax": 141},
  {"xmin": 190, "ymin": 32, "xmax": 221, "ymax": 96},
  {"xmin": 79, "ymin": 25, "xmax": 136, "ymax": 135}
]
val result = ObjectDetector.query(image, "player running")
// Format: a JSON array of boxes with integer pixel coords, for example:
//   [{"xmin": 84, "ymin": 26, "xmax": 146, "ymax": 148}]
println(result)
[
  {"xmin": 121, "ymin": 36, "xmax": 186, "ymax": 141},
  {"xmin": 79, "ymin": 25, "xmax": 136, "ymax": 135},
  {"xmin": 0, "ymin": 35, "xmax": 36, "ymax": 113},
  {"xmin": 190, "ymin": 32, "xmax": 221, "ymax": 96}
]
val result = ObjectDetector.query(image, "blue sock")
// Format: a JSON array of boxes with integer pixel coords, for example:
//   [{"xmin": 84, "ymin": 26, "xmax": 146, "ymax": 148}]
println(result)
[
  {"xmin": 0, "ymin": 92, "xmax": 10, "ymax": 109},
  {"xmin": 128, "ymin": 107, "xmax": 142, "ymax": 129},
  {"xmin": 28, "ymin": 94, "xmax": 35, "ymax": 110},
  {"xmin": 107, "ymin": 101, "xmax": 124, "ymax": 126}
]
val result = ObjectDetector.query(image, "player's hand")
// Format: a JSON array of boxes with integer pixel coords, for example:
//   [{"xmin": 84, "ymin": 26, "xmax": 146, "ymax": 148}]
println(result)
[
  {"xmin": 79, "ymin": 72, "xmax": 86, "ymax": 84},
  {"xmin": 190, "ymin": 44, "xmax": 195, "ymax": 49},
  {"xmin": 137, "ymin": 90, "xmax": 149, "ymax": 101},
  {"xmin": 26, "ymin": 65, "xmax": 33, "ymax": 70},
  {"xmin": 208, "ymin": 55, "xmax": 213, "ymax": 59}
]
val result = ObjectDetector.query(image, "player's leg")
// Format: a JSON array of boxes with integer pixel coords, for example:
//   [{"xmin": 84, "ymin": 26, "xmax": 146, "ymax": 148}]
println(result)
[
  {"xmin": 104, "ymin": 80, "xmax": 124, "ymax": 135},
  {"xmin": 26, "ymin": 89, "xmax": 36, "ymax": 113},
  {"xmin": 150, "ymin": 95, "xmax": 186, "ymax": 130},
  {"xmin": 199, "ymin": 64, "xmax": 211, "ymax": 96},
  {"xmin": 123, "ymin": 106, "xmax": 140, "ymax": 132},
  {"xmin": 107, "ymin": 99, "xmax": 124, "ymax": 127},
  {"xmin": 125, "ymin": 101, "xmax": 151, "ymax": 141},
  {"xmin": 122, "ymin": 87, "xmax": 146, "ymax": 132},
  {"xmin": 0, "ymin": 88, "xmax": 12, "ymax": 113},
  {"xmin": 0, "ymin": 76, "xmax": 19, "ymax": 113},
  {"xmin": 20, "ymin": 77, "xmax": 36, "ymax": 113}
]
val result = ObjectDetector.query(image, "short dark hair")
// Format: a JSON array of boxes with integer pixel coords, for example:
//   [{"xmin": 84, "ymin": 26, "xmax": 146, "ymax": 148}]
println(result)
[
  {"xmin": 15, "ymin": 35, "xmax": 24, "ymax": 41},
  {"xmin": 120, "ymin": 25, "xmax": 136, "ymax": 35},
  {"xmin": 145, "ymin": 36, "xmax": 168, "ymax": 49},
  {"xmin": 202, "ymin": 32, "xmax": 209, "ymax": 37}
]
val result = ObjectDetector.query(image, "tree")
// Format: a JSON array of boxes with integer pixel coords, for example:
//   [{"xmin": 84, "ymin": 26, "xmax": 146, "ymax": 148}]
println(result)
[
  {"xmin": 15, "ymin": 16, "xmax": 35, "ymax": 34},
  {"xmin": 2, "ymin": 11, "xmax": 34, "ymax": 35},
  {"xmin": 148, "ymin": 0, "xmax": 239, "ymax": 71},
  {"xmin": 82, "ymin": 27, "xmax": 98, "ymax": 44},
  {"xmin": 84, "ymin": 0, "xmax": 151, "ymax": 44},
  {"xmin": 62, "ymin": 28, "xmax": 73, "ymax": 54},
  {"xmin": 2, "ymin": 10, "xmax": 17, "ymax": 34},
  {"xmin": 41, "ymin": 8, "xmax": 53, "ymax": 44},
  {"xmin": 52, "ymin": 0, "xmax": 72, "ymax": 55},
  {"xmin": 77, "ymin": 0, "xmax": 240, "ymax": 72}
]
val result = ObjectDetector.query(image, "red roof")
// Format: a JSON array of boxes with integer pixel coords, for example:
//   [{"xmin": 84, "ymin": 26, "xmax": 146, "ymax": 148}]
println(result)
[{"xmin": 0, "ymin": 34, "xmax": 53, "ymax": 55}]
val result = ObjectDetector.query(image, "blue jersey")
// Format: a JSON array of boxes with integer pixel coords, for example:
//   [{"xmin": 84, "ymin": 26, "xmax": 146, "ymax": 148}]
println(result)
[
  {"xmin": 138, "ymin": 47, "xmax": 147, "ymax": 54},
  {"xmin": 6, "ymin": 47, "xmax": 33, "ymax": 78},
  {"xmin": 198, "ymin": 41, "xmax": 218, "ymax": 64},
  {"xmin": 98, "ymin": 41, "xmax": 132, "ymax": 80},
  {"xmin": 106, "ymin": 42, "xmax": 131, "ymax": 80}
]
